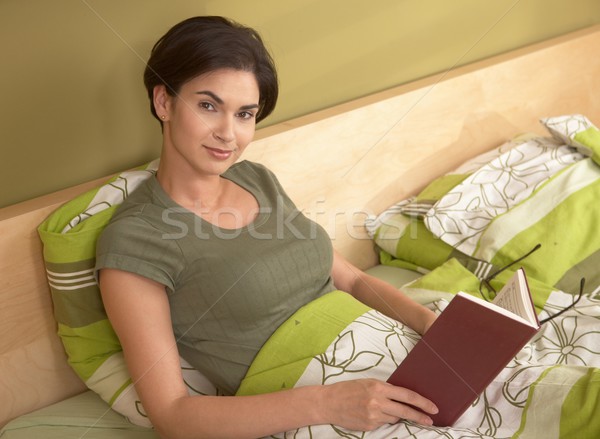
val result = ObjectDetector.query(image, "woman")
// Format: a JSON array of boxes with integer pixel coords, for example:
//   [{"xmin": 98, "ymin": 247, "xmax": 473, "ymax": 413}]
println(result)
[{"xmin": 96, "ymin": 16, "xmax": 438, "ymax": 439}]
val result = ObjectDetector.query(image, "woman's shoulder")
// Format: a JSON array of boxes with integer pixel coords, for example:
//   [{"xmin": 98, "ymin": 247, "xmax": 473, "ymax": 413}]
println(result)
[
  {"xmin": 101, "ymin": 176, "xmax": 170, "ymax": 239},
  {"xmin": 226, "ymin": 160, "xmax": 290, "ymax": 202},
  {"xmin": 97, "ymin": 179, "xmax": 182, "ymax": 266},
  {"xmin": 226, "ymin": 160, "xmax": 282, "ymax": 187},
  {"xmin": 227, "ymin": 160, "xmax": 272, "ymax": 176}
]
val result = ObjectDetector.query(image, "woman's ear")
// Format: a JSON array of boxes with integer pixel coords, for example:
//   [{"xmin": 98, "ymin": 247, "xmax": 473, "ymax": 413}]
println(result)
[{"xmin": 153, "ymin": 85, "xmax": 171, "ymax": 121}]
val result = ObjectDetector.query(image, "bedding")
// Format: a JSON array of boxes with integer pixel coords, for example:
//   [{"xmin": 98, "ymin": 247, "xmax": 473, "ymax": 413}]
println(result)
[
  {"xmin": 298, "ymin": 114, "xmax": 600, "ymax": 438},
  {"xmin": 4, "ymin": 261, "xmax": 598, "ymax": 438},
  {"xmin": 32, "ymin": 157, "xmax": 423, "ymax": 431},
  {"xmin": 36, "ymin": 160, "xmax": 216, "ymax": 427},
  {"xmin": 364, "ymin": 132, "xmax": 540, "ymax": 273},
  {"xmin": 0, "ymin": 391, "xmax": 159, "ymax": 439},
  {"xmin": 0, "ymin": 264, "xmax": 421, "ymax": 439},
  {"xmin": 30, "ymin": 114, "xmax": 600, "ymax": 437},
  {"xmin": 366, "ymin": 114, "xmax": 600, "ymax": 294},
  {"xmin": 228, "ymin": 114, "xmax": 599, "ymax": 438},
  {"xmin": 238, "ymin": 260, "xmax": 600, "ymax": 438}
]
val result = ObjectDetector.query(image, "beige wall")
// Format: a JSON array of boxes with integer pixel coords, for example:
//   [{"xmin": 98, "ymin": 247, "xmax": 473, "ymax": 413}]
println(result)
[{"xmin": 1, "ymin": 0, "xmax": 600, "ymax": 208}]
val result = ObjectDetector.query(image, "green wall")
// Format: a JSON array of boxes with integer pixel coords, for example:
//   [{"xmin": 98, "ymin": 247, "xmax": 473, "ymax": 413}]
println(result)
[{"xmin": 1, "ymin": 0, "xmax": 599, "ymax": 208}]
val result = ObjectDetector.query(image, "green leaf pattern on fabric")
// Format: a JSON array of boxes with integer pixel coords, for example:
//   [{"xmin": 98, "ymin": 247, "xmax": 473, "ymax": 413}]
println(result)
[
  {"xmin": 367, "ymin": 115, "xmax": 600, "ymax": 295},
  {"xmin": 425, "ymin": 138, "xmax": 584, "ymax": 254},
  {"xmin": 259, "ymin": 285, "xmax": 600, "ymax": 438}
]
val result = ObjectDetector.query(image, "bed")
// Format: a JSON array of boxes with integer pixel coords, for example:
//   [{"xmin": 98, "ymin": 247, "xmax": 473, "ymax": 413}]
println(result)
[{"xmin": 1, "ymin": 24, "xmax": 599, "ymax": 439}]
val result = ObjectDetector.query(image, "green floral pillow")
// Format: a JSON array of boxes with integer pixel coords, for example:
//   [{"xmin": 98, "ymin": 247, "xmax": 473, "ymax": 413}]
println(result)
[
  {"xmin": 366, "ymin": 115, "xmax": 600, "ymax": 293},
  {"xmin": 38, "ymin": 160, "xmax": 217, "ymax": 427},
  {"xmin": 365, "ymin": 133, "xmax": 536, "ymax": 273}
]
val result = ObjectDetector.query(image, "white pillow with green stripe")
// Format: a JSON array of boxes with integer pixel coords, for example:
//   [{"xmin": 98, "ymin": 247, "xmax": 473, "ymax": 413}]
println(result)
[
  {"xmin": 364, "ymin": 133, "xmax": 535, "ymax": 272},
  {"xmin": 38, "ymin": 160, "xmax": 217, "ymax": 427},
  {"xmin": 425, "ymin": 134, "xmax": 585, "ymax": 254},
  {"xmin": 424, "ymin": 115, "xmax": 600, "ymax": 290},
  {"xmin": 366, "ymin": 115, "xmax": 600, "ymax": 293}
]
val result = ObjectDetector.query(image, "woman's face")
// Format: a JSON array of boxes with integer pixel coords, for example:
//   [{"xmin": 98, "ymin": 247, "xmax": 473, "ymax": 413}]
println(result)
[{"xmin": 158, "ymin": 68, "xmax": 260, "ymax": 178}]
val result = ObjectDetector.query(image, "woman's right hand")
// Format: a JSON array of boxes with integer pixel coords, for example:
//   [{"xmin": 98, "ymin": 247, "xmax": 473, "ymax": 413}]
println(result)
[{"xmin": 318, "ymin": 378, "xmax": 438, "ymax": 431}]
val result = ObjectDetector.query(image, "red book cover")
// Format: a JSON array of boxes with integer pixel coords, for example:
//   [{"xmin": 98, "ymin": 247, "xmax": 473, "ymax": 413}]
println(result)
[{"xmin": 388, "ymin": 271, "xmax": 539, "ymax": 426}]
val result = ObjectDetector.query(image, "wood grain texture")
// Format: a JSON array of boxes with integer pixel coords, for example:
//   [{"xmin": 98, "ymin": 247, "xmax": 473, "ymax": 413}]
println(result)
[{"xmin": 0, "ymin": 24, "xmax": 599, "ymax": 427}]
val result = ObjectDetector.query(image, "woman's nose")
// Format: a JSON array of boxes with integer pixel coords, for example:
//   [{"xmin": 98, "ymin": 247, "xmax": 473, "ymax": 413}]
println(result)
[{"xmin": 212, "ymin": 117, "xmax": 235, "ymax": 144}]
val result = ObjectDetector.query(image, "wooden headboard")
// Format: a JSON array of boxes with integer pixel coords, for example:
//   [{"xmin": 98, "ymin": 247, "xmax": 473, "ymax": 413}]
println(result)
[
  {"xmin": 1, "ymin": 24, "xmax": 599, "ymax": 427},
  {"xmin": 244, "ymin": 24, "xmax": 600, "ymax": 269}
]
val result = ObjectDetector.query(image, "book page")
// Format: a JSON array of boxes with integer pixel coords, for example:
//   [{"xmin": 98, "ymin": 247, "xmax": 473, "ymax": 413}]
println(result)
[
  {"xmin": 457, "ymin": 292, "xmax": 534, "ymax": 327},
  {"xmin": 492, "ymin": 269, "xmax": 537, "ymax": 326}
]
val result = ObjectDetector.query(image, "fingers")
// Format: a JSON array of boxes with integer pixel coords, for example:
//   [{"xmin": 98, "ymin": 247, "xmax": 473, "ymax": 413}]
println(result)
[
  {"xmin": 383, "ymin": 400, "xmax": 434, "ymax": 426},
  {"xmin": 387, "ymin": 384, "xmax": 439, "ymax": 414},
  {"xmin": 382, "ymin": 383, "xmax": 438, "ymax": 426},
  {"xmin": 323, "ymin": 379, "xmax": 439, "ymax": 431}
]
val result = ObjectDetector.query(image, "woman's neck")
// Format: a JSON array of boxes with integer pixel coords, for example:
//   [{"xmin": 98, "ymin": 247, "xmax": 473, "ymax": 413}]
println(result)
[{"xmin": 156, "ymin": 157, "xmax": 229, "ymax": 214}]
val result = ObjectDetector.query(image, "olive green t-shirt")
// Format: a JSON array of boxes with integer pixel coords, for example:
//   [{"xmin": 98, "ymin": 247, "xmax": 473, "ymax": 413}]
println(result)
[{"xmin": 95, "ymin": 161, "xmax": 336, "ymax": 394}]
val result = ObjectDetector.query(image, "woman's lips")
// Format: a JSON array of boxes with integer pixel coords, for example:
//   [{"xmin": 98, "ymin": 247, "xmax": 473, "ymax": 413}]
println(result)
[{"xmin": 204, "ymin": 145, "xmax": 235, "ymax": 160}]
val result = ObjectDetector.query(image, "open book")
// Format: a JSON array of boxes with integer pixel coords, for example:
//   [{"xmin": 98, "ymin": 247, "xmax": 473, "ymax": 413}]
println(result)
[{"xmin": 388, "ymin": 268, "xmax": 540, "ymax": 426}]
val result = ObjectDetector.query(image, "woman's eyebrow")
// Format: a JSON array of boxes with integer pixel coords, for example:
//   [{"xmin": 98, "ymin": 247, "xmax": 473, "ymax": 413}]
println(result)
[
  {"xmin": 195, "ymin": 90, "xmax": 259, "ymax": 110},
  {"xmin": 195, "ymin": 90, "xmax": 223, "ymax": 104}
]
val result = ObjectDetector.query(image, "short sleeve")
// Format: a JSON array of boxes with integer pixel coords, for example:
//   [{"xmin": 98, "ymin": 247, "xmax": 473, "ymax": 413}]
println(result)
[{"xmin": 95, "ymin": 213, "xmax": 183, "ymax": 292}]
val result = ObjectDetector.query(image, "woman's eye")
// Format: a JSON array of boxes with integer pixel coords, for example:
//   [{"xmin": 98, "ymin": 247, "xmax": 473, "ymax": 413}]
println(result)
[
  {"xmin": 199, "ymin": 102, "xmax": 215, "ymax": 111},
  {"xmin": 238, "ymin": 111, "xmax": 256, "ymax": 120}
]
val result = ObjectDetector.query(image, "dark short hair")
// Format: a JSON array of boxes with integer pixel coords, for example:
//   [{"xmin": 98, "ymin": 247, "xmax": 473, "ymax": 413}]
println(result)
[{"xmin": 143, "ymin": 16, "xmax": 278, "ymax": 124}]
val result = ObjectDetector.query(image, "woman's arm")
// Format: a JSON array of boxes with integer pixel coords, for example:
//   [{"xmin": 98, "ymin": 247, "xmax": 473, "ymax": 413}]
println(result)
[
  {"xmin": 331, "ymin": 251, "xmax": 437, "ymax": 335},
  {"xmin": 100, "ymin": 268, "xmax": 437, "ymax": 439}
]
